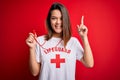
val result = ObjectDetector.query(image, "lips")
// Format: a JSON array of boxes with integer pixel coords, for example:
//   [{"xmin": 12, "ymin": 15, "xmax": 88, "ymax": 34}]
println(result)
[{"xmin": 55, "ymin": 25, "xmax": 61, "ymax": 29}]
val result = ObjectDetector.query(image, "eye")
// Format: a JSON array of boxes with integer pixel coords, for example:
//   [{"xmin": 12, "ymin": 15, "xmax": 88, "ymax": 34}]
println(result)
[
  {"xmin": 51, "ymin": 18, "xmax": 56, "ymax": 20},
  {"xmin": 51, "ymin": 17, "xmax": 57, "ymax": 20}
]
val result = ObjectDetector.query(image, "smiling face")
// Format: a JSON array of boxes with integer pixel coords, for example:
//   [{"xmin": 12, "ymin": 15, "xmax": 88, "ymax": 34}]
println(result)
[
  {"xmin": 46, "ymin": 3, "xmax": 71, "ymax": 46},
  {"xmin": 50, "ymin": 9, "xmax": 63, "ymax": 36}
]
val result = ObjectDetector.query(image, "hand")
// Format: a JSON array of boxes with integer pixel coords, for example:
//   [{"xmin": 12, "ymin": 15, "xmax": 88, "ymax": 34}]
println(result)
[
  {"xmin": 77, "ymin": 16, "xmax": 88, "ymax": 38},
  {"xmin": 26, "ymin": 32, "xmax": 37, "ymax": 49}
]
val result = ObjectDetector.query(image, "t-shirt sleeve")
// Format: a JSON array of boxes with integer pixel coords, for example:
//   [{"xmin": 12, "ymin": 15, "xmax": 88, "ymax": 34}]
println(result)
[
  {"xmin": 75, "ymin": 38, "xmax": 84, "ymax": 61},
  {"xmin": 35, "ymin": 38, "xmax": 41, "ymax": 63}
]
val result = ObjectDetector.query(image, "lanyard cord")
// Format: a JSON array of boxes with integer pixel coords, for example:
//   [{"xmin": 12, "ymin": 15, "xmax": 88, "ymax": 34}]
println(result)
[{"xmin": 33, "ymin": 30, "xmax": 62, "ymax": 49}]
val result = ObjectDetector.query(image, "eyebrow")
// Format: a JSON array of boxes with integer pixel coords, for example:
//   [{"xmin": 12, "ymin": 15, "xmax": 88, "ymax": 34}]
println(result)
[{"xmin": 51, "ymin": 16, "xmax": 62, "ymax": 18}]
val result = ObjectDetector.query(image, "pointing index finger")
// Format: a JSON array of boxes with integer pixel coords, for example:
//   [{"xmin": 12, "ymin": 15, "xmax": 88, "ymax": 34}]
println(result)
[{"xmin": 81, "ymin": 16, "xmax": 84, "ymax": 25}]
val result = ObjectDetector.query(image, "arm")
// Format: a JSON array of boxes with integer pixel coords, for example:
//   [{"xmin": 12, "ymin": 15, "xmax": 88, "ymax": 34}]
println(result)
[
  {"xmin": 80, "ymin": 36, "xmax": 94, "ymax": 68},
  {"xmin": 26, "ymin": 33, "xmax": 40, "ymax": 76},
  {"xmin": 77, "ymin": 16, "xmax": 94, "ymax": 68}
]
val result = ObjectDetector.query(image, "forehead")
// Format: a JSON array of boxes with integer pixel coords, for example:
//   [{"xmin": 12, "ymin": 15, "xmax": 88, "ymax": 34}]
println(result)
[{"xmin": 51, "ymin": 9, "xmax": 62, "ymax": 17}]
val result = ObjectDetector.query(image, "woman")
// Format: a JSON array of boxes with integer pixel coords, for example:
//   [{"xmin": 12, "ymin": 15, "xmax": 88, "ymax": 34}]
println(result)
[{"xmin": 26, "ymin": 2, "xmax": 94, "ymax": 80}]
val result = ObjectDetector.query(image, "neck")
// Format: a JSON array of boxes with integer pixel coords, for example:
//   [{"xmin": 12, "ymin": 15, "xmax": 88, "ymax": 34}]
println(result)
[{"xmin": 52, "ymin": 33, "xmax": 62, "ymax": 38}]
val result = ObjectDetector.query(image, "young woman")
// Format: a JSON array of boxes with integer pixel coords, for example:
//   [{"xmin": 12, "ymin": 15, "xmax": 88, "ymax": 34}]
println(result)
[{"xmin": 26, "ymin": 2, "xmax": 94, "ymax": 80}]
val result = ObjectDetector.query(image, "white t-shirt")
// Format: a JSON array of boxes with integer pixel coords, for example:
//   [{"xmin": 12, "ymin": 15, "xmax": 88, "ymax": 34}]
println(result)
[{"xmin": 35, "ymin": 35, "xmax": 84, "ymax": 80}]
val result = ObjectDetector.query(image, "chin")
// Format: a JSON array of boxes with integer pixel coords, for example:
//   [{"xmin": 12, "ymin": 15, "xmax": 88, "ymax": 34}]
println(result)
[{"xmin": 55, "ymin": 30, "xmax": 62, "ymax": 34}]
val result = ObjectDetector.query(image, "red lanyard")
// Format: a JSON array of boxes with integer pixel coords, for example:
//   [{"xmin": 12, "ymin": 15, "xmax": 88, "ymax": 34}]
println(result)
[{"xmin": 33, "ymin": 30, "xmax": 62, "ymax": 49}]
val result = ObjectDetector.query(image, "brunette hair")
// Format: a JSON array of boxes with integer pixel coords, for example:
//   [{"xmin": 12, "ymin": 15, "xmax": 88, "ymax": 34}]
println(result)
[{"xmin": 45, "ymin": 2, "xmax": 71, "ymax": 46}]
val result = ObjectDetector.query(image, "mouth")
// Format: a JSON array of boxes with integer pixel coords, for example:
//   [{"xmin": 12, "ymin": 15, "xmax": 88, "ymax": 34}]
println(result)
[{"xmin": 55, "ymin": 25, "xmax": 61, "ymax": 29}]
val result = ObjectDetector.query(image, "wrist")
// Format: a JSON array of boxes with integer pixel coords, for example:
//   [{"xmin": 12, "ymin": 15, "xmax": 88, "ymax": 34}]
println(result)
[
  {"xmin": 81, "ymin": 35, "xmax": 88, "ymax": 41},
  {"xmin": 82, "ymin": 36, "xmax": 89, "ymax": 45},
  {"xmin": 29, "ymin": 47, "xmax": 36, "ymax": 52}
]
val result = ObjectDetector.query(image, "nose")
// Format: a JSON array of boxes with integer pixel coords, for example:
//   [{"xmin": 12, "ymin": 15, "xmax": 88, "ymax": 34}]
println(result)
[{"xmin": 56, "ymin": 19, "xmax": 61, "ymax": 24}]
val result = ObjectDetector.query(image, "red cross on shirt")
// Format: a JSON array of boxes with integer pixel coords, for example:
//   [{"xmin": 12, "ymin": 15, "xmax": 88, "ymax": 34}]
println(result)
[{"xmin": 51, "ymin": 54, "xmax": 65, "ymax": 68}]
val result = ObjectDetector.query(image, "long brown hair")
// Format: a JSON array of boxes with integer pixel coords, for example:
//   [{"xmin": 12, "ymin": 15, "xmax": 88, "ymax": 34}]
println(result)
[{"xmin": 45, "ymin": 2, "xmax": 71, "ymax": 47}]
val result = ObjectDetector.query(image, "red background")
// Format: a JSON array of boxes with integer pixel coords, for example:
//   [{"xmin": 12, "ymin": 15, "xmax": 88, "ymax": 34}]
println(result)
[{"xmin": 0, "ymin": 0, "xmax": 120, "ymax": 80}]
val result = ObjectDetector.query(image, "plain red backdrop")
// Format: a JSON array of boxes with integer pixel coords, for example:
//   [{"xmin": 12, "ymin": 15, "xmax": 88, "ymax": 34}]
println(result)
[{"xmin": 0, "ymin": 0, "xmax": 120, "ymax": 80}]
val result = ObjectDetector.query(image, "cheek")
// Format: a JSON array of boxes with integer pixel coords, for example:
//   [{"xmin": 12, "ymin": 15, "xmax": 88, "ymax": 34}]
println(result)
[
  {"xmin": 50, "ymin": 22, "xmax": 54, "ymax": 28},
  {"xmin": 50, "ymin": 20, "xmax": 55, "ymax": 27}
]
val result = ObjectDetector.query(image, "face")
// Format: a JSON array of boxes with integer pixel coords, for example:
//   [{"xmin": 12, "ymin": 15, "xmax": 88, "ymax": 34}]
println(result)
[{"xmin": 50, "ymin": 9, "xmax": 62, "ymax": 34}]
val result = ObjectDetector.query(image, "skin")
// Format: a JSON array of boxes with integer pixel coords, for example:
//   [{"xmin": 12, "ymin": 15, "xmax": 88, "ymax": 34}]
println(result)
[
  {"xmin": 26, "ymin": 10, "xmax": 94, "ymax": 76},
  {"xmin": 77, "ymin": 16, "xmax": 94, "ymax": 68},
  {"xmin": 50, "ymin": 9, "xmax": 63, "ymax": 37}
]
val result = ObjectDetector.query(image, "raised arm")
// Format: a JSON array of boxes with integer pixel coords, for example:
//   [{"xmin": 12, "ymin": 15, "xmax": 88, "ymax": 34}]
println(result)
[{"xmin": 77, "ymin": 16, "xmax": 94, "ymax": 68}]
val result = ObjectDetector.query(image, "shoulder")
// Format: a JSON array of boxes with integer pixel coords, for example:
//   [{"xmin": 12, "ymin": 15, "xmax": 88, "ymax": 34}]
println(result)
[
  {"xmin": 67, "ymin": 36, "xmax": 80, "ymax": 45},
  {"xmin": 67, "ymin": 36, "xmax": 82, "ymax": 48},
  {"xmin": 70, "ymin": 36, "xmax": 79, "ymax": 42},
  {"xmin": 37, "ymin": 35, "xmax": 46, "ymax": 43},
  {"xmin": 37, "ymin": 35, "xmax": 45, "ymax": 40},
  {"xmin": 70, "ymin": 37, "xmax": 83, "ymax": 48},
  {"xmin": 69, "ymin": 36, "xmax": 82, "ymax": 45}
]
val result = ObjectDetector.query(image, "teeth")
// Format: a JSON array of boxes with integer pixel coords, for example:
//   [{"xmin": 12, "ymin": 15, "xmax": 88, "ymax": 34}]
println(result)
[
  {"xmin": 55, "ymin": 25, "xmax": 61, "ymax": 28},
  {"xmin": 55, "ymin": 25, "xmax": 60, "ymax": 27}
]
